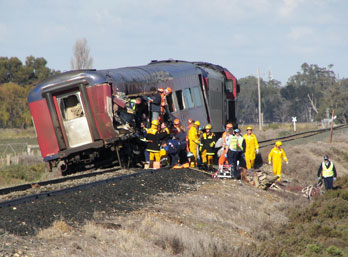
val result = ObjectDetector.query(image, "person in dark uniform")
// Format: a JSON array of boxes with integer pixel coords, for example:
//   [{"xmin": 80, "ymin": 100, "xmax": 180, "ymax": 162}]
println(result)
[
  {"xmin": 149, "ymin": 88, "xmax": 162, "ymax": 121},
  {"xmin": 317, "ymin": 155, "xmax": 337, "ymax": 190},
  {"xmin": 145, "ymin": 119, "xmax": 167, "ymax": 169},
  {"xmin": 161, "ymin": 139, "xmax": 180, "ymax": 166}
]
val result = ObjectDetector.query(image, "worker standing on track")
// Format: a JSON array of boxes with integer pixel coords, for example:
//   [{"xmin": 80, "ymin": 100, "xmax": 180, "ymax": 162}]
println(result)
[
  {"xmin": 145, "ymin": 120, "xmax": 167, "ymax": 169},
  {"xmin": 218, "ymin": 123, "xmax": 233, "ymax": 168},
  {"xmin": 188, "ymin": 120, "xmax": 201, "ymax": 167},
  {"xmin": 317, "ymin": 155, "xmax": 337, "ymax": 190},
  {"xmin": 268, "ymin": 141, "xmax": 288, "ymax": 181},
  {"xmin": 243, "ymin": 126, "xmax": 259, "ymax": 170},
  {"xmin": 234, "ymin": 129, "xmax": 246, "ymax": 168},
  {"xmin": 200, "ymin": 124, "xmax": 216, "ymax": 171}
]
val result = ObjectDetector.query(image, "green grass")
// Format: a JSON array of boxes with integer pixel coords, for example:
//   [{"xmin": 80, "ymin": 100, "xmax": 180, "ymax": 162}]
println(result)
[
  {"xmin": 261, "ymin": 176, "xmax": 348, "ymax": 257},
  {"xmin": 0, "ymin": 163, "xmax": 47, "ymax": 185}
]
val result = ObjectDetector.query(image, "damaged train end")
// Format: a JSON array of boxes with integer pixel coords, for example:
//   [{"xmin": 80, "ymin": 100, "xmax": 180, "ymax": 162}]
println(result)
[{"xmin": 27, "ymin": 70, "xmax": 137, "ymax": 175}]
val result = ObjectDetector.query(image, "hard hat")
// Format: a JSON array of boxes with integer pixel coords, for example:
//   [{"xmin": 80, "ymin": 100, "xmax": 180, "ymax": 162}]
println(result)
[
  {"xmin": 205, "ymin": 124, "xmax": 212, "ymax": 130},
  {"xmin": 234, "ymin": 128, "xmax": 240, "ymax": 133},
  {"xmin": 275, "ymin": 141, "xmax": 282, "ymax": 147},
  {"xmin": 226, "ymin": 123, "xmax": 233, "ymax": 129},
  {"xmin": 194, "ymin": 121, "xmax": 200, "ymax": 126},
  {"xmin": 246, "ymin": 126, "xmax": 252, "ymax": 130},
  {"xmin": 174, "ymin": 119, "xmax": 180, "ymax": 125},
  {"xmin": 157, "ymin": 87, "xmax": 164, "ymax": 93},
  {"xmin": 152, "ymin": 120, "xmax": 159, "ymax": 126},
  {"xmin": 324, "ymin": 155, "xmax": 329, "ymax": 161},
  {"xmin": 165, "ymin": 87, "xmax": 172, "ymax": 93},
  {"xmin": 188, "ymin": 118, "xmax": 194, "ymax": 124}
]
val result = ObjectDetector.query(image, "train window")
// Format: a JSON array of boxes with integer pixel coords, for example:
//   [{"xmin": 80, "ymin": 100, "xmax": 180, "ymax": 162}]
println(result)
[
  {"xmin": 60, "ymin": 95, "xmax": 84, "ymax": 121},
  {"xmin": 176, "ymin": 90, "xmax": 184, "ymax": 110},
  {"xmin": 191, "ymin": 86, "xmax": 202, "ymax": 107},
  {"xmin": 225, "ymin": 80, "xmax": 233, "ymax": 94},
  {"xmin": 166, "ymin": 94, "xmax": 176, "ymax": 112},
  {"xmin": 183, "ymin": 88, "xmax": 194, "ymax": 109}
]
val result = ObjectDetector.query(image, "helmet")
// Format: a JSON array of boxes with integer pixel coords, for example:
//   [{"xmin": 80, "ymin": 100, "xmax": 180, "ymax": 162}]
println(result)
[
  {"xmin": 205, "ymin": 124, "xmax": 212, "ymax": 130},
  {"xmin": 165, "ymin": 87, "xmax": 172, "ymax": 94},
  {"xmin": 246, "ymin": 126, "xmax": 252, "ymax": 130},
  {"xmin": 226, "ymin": 123, "xmax": 233, "ymax": 129},
  {"xmin": 234, "ymin": 128, "xmax": 240, "ymax": 133},
  {"xmin": 157, "ymin": 87, "xmax": 164, "ymax": 93},
  {"xmin": 275, "ymin": 141, "xmax": 282, "ymax": 147},
  {"xmin": 188, "ymin": 118, "xmax": 194, "ymax": 124},
  {"xmin": 174, "ymin": 119, "xmax": 180, "ymax": 125},
  {"xmin": 194, "ymin": 121, "xmax": 200, "ymax": 126},
  {"xmin": 152, "ymin": 120, "xmax": 159, "ymax": 126},
  {"xmin": 160, "ymin": 148, "xmax": 167, "ymax": 156},
  {"xmin": 324, "ymin": 155, "xmax": 329, "ymax": 161}
]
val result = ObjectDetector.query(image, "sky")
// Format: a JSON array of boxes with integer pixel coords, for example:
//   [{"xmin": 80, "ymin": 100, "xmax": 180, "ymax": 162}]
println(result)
[{"xmin": 0, "ymin": 0, "xmax": 347, "ymax": 85}]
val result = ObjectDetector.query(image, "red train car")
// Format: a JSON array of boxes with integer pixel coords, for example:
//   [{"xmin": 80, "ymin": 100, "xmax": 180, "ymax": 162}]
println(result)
[{"xmin": 28, "ymin": 60, "xmax": 239, "ymax": 174}]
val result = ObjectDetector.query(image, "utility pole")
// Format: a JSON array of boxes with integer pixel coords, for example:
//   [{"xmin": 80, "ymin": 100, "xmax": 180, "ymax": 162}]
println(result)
[
  {"xmin": 330, "ymin": 109, "xmax": 335, "ymax": 143},
  {"xmin": 257, "ymin": 68, "xmax": 262, "ymax": 131}
]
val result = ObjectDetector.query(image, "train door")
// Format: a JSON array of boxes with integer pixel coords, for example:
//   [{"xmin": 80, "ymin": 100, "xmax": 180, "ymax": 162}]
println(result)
[
  {"xmin": 57, "ymin": 92, "xmax": 93, "ymax": 148},
  {"xmin": 208, "ymin": 78, "xmax": 224, "ymax": 129}
]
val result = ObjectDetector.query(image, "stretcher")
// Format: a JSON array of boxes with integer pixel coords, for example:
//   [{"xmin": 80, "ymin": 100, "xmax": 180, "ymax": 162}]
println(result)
[{"xmin": 212, "ymin": 164, "xmax": 234, "ymax": 179}]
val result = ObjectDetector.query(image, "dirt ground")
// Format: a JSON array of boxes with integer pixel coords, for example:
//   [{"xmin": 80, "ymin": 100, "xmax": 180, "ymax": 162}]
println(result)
[{"xmin": 0, "ymin": 129, "xmax": 347, "ymax": 257}]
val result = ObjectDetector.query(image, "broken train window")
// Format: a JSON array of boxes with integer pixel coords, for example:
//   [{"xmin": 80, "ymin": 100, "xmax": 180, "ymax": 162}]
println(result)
[{"xmin": 60, "ymin": 94, "xmax": 84, "ymax": 121}]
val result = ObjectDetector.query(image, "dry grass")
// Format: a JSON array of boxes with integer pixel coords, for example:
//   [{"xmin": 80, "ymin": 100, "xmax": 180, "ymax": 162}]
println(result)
[
  {"xmin": 4, "ymin": 126, "xmax": 348, "ymax": 257},
  {"xmin": 37, "ymin": 220, "xmax": 73, "ymax": 239}
]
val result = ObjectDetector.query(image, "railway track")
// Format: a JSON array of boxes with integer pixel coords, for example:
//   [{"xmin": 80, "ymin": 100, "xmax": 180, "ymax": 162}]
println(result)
[
  {"xmin": 0, "ymin": 168, "xmax": 158, "ymax": 208},
  {"xmin": 258, "ymin": 124, "xmax": 348, "ymax": 148}
]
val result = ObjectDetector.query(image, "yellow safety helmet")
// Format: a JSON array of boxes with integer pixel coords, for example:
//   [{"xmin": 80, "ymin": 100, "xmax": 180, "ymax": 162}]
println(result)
[
  {"xmin": 246, "ymin": 126, "xmax": 252, "ymax": 130},
  {"xmin": 275, "ymin": 141, "xmax": 282, "ymax": 147},
  {"xmin": 194, "ymin": 121, "xmax": 200, "ymax": 126},
  {"xmin": 152, "ymin": 120, "xmax": 159, "ymax": 126},
  {"xmin": 205, "ymin": 124, "xmax": 212, "ymax": 130},
  {"xmin": 160, "ymin": 148, "xmax": 166, "ymax": 156}
]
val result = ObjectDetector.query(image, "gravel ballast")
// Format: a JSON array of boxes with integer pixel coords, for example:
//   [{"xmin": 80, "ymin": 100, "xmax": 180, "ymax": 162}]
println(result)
[{"xmin": 0, "ymin": 168, "xmax": 208, "ymax": 236}]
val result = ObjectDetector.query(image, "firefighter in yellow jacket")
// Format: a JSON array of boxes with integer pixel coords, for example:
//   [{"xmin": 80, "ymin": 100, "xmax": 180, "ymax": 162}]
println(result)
[
  {"xmin": 243, "ymin": 126, "xmax": 259, "ymax": 170},
  {"xmin": 188, "ymin": 120, "xmax": 201, "ymax": 167},
  {"xmin": 200, "ymin": 124, "xmax": 216, "ymax": 171},
  {"xmin": 145, "ymin": 120, "xmax": 167, "ymax": 169},
  {"xmin": 268, "ymin": 141, "xmax": 288, "ymax": 181}
]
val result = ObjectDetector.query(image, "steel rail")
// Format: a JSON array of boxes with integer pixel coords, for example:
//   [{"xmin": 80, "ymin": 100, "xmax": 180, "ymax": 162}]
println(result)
[
  {"xmin": 258, "ymin": 124, "xmax": 348, "ymax": 148},
  {"xmin": 0, "ymin": 166, "xmax": 122, "ymax": 196},
  {"xmin": 0, "ymin": 168, "xmax": 160, "ymax": 208}
]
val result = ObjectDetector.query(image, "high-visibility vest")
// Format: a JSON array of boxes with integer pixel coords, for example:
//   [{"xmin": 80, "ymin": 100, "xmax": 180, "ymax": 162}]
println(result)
[
  {"xmin": 229, "ymin": 135, "xmax": 238, "ymax": 150},
  {"xmin": 237, "ymin": 136, "xmax": 244, "ymax": 151},
  {"xmin": 322, "ymin": 161, "xmax": 334, "ymax": 177}
]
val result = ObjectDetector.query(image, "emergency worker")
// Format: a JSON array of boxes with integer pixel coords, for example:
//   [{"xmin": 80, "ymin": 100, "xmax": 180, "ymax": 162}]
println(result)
[
  {"xmin": 149, "ymin": 88, "xmax": 162, "ymax": 121},
  {"xmin": 226, "ymin": 128, "xmax": 239, "ymax": 178},
  {"xmin": 145, "ymin": 120, "xmax": 167, "ymax": 169},
  {"xmin": 161, "ymin": 139, "xmax": 180, "ymax": 166},
  {"xmin": 173, "ymin": 119, "xmax": 187, "ymax": 164},
  {"xmin": 268, "ymin": 141, "xmax": 288, "ymax": 181},
  {"xmin": 160, "ymin": 122, "xmax": 171, "ymax": 141},
  {"xmin": 243, "ymin": 126, "xmax": 259, "ymax": 169},
  {"xmin": 200, "ymin": 124, "xmax": 216, "ymax": 171},
  {"xmin": 234, "ymin": 128, "xmax": 246, "ymax": 168},
  {"xmin": 188, "ymin": 120, "xmax": 201, "ymax": 167},
  {"xmin": 317, "ymin": 155, "xmax": 337, "ymax": 190},
  {"xmin": 218, "ymin": 123, "xmax": 233, "ymax": 167},
  {"xmin": 160, "ymin": 87, "xmax": 172, "ymax": 117}
]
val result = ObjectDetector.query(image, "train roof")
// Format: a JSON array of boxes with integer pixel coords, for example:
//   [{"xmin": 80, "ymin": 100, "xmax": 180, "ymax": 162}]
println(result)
[{"xmin": 28, "ymin": 60, "xmax": 234, "ymax": 103}]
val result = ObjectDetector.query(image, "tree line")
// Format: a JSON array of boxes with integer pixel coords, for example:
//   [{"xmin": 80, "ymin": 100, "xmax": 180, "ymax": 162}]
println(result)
[
  {"xmin": 237, "ymin": 63, "xmax": 348, "ymax": 124},
  {"xmin": 0, "ymin": 55, "xmax": 347, "ymax": 128}
]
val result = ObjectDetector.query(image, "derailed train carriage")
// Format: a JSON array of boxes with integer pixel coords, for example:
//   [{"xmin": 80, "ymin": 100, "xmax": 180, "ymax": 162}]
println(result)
[{"xmin": 28, "ymin": 60, "xmax": 239, "ymax": 175}]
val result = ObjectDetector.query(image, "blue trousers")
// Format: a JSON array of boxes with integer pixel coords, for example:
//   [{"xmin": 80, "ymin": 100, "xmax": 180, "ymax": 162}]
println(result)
[
  {"xmin": 323, "ymin": 177, "xmax": 334, "ymax": 190},
  {"xmin": 227, "ymin": 150, "xmax": 239, "ymax": 178}
]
